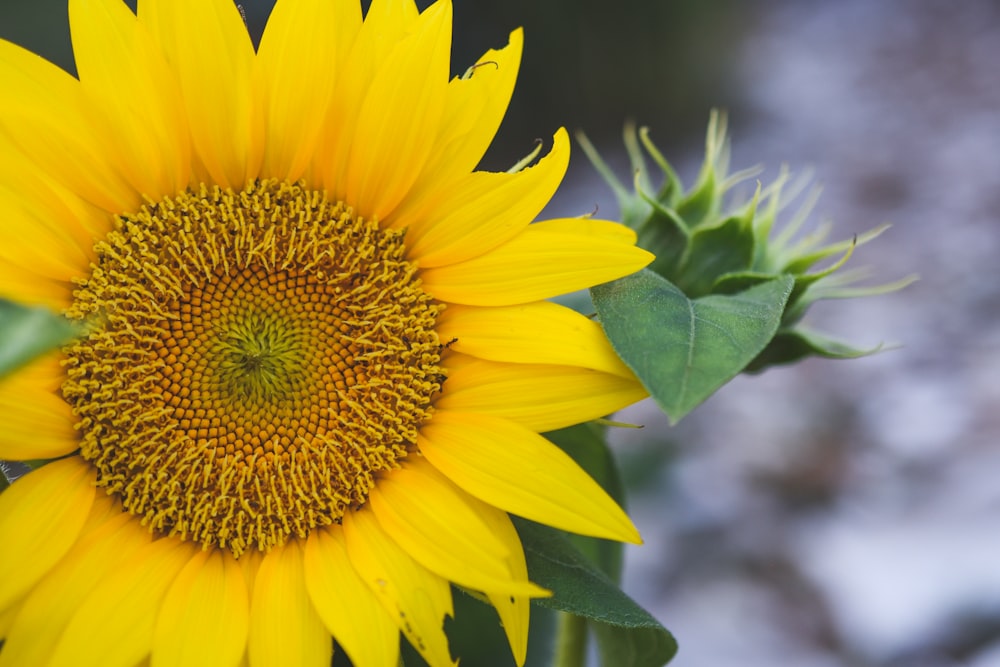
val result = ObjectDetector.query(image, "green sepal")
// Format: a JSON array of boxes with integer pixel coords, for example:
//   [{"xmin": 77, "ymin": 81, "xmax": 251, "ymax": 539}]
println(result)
[
  {"xmin": 575, "ymin": 129, "xmax": 650, "ymax": 231},
  {"xmin": 636, "ymin": 196, "xmax": 689, "ymax": 282},
  {"xmin": 583, "ymin": 111, "xmax": 912, "ymax": 379},
  {"xmin": 635, "ymin": 127, "xmax": 682, "ymax": 207},
  {"xmin": 514, "ymin": 518, "xmax": 678, "ymax": 667},
  {"xmin": 671, "ymin": 112, "xmax": 728, "ymax": 227},
  {"xmin": 671, "ymin": 198, "xmax": 758, "ymax": 298},
  {"xmin": 746, "ymin": 327, "xmax": 885, "ymax": 372},
  {"xmin": 0, "ymin": 299, "xmax": 81, "ymax": 380},
  {"xmin": 710, "ymin": 270, "xmax": 782, "ymax": 295},
  {"xmin": 804, "ymin": 271, "xmax": 919, "ymax": 303},
  {"xmin": 592, "ymin": 269, "xmax": 793, "ymax": 424}
]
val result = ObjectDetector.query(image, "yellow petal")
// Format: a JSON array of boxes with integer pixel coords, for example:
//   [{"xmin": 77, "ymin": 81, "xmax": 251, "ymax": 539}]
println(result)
[
  {"xmin": 0, "ymin": 244, "xmax": 80, "ymax": 306},
  {"xmin": 0, "ymin": 136, "xmax": 103, "ymax": 273},
  {"xmin": 0, "ymin": 229, "xmax": 84, "ymax": 282},
  {"xmin": 237, "ymin": 548, "xmax": 263, "ymax": 602},
  {"xmin": 436, "ymin": 355, "xmax": 647, "ymax": 433},
  {"xmin": 476, "ymin": 508, "xmax": 533, "ymax": 667},
  {"xmin": 419, "ymin": 411, "xmax": 641, "ymax": 544},
  {"xmin": 0, "ymin": 353, "xmax": 79, "ymax": 460},
  {"xmin": 0, "ymin": 39, "xmax": 137, "ymax": 213},
  {"xmin": 152, "ymin": 550, "xmax": 248, "ymax": 667},
  {"xmin": 0, "ymin": 505, "xmax": 152, "ymax": 667},
  {"xmin": 304, "ymin": 528, "xmax": 400, "ymax": 667},
  {"xmin": 421, "ymin": 28, "xmax": 523, "ymax": 185},
  {"xmin": 342, "ymin": 506, "xmax": 456, "ymax": 667},
  {"xmin": 314, "ymin": 0, "xmax": 412, "ymax": 195},
  {"xmin": 436, "ymin": 300, "xmax": 634, "ymax": 378},
  {"xmin": 329, "ymin": 0, "xmax": 364, "ymax": 63},
  {"xmin": 248, "ymin": 540, "xmax": 331, "ymax": 667},
  {"xmin": 343, "ymin": 0, "xmax": 452, "ymax": 221},
  {"xmin": 256, "ymin": 0, "xmax": 340, "ymax": 182},
  {"xmin": 0, "ymin": 159, "xmax": 106, "ymax": 298},
  {"xmin": 0, "ymin": 272, "xmax": 70, "ymax": 312},
  {"xmin": 0, "ymin": 595, "xmax": 22, "ymax": 639},
  {"xmin": 69, "ymin": 0, "xmax": 190, "ymax": 200},
  {"xmin": 419, "ymin": 219, "xmax": 654, "ymax": 306},
  {"xmin": 368, "ymin": 27, "xmax": 522, "ymax": 229},
  {"xmin": 139, "ymin": 0, "xmax": 260, "ymax": 188},
  {"xmin": 536, "ymin": 217, "xmax": 643, "ymax": 242},
  {"xmin": 297, "ymin": 0, "xmax": 362, "ymax": 186},
  {"xmin": 363, "ymin": 0, "xmax": 420, "ymax": 33},
  {"xmin": 50, "ymin": 536, "xmax": 197, "ymax": 667},
  {"xmin": 0, "ymin": 458, "xmax": 96, "ymax": 611},
  {"xmin": 395, "ymin": 129, "xmax": 569, "ymax": 268},
  {"xmin": 370, "ymin": 457, "xmax": 547, "ymax": 597}
]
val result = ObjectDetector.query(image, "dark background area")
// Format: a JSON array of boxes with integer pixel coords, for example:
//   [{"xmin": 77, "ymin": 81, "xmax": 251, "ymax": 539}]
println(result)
[{"xmin": 0, "ymin": 0, "xmax": 748, "ymax": 178}]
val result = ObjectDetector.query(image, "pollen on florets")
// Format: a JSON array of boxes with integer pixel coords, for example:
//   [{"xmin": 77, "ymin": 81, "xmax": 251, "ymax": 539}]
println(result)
[{"xmin": 62, "ymin": 179, "xmax": 445, "ymax": 557}]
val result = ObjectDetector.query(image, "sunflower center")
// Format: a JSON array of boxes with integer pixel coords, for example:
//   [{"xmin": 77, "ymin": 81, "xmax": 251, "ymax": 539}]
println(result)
[{"xmin": 62, "ymin": 179, "xmax": 445, "ymax": 557}]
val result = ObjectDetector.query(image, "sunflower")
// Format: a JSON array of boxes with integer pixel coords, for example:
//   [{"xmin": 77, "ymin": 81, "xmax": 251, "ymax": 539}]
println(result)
[{"xmin": 0, "ymin": 0, "xmax": 653, "ymax": 665}]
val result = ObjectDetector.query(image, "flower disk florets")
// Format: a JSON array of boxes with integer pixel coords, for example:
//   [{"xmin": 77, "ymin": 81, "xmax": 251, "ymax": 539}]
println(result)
[{"xmin": 62, "ymin": 179, "xmax": 445, "ymax": 557}]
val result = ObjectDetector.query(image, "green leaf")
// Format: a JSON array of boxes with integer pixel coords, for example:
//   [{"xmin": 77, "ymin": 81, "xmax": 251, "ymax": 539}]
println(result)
[
  {"xmin": 592, "ymin": 269, "xmax": 793, "ymax": 423},
  {"xmin": 515, "ymin": 518, "xmax": 677, "ymax": 667},
  {"xmin": 0, "ymin": 299, "xmax": 80, "ymax": 379},
  {"xmin": 545, "ymin": 423, "xmax": 626, "ymax": 581},
  {"xmin": 396, "ymin": 586, "xmax": 558, "ymax": 667}
]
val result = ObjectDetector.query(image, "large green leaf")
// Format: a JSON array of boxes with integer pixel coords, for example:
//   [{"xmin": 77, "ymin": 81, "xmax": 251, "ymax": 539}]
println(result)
[
  {"xmin": 394, "ymin": 586, "xmax": 557, "ymax": 667},
  {"xmin": 591, "ymin": 269, "xmax": 793, "ymax": 423},
  {"xmin": 515, "ymin": 518, "xmax": 677, "ymax": 667},
  {"xmin": 0, "ymin": 299, "xmax": 80, "ymax": 379},
  {"xmin": 545, "ymin": 424, "xmax": 626, "ymax": 582}
]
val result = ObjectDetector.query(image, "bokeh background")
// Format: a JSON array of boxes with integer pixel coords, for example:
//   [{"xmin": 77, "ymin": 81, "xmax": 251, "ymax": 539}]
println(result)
[{"xmin": 2, "ymin": 0, "xmax": 998, "ymax": 665}]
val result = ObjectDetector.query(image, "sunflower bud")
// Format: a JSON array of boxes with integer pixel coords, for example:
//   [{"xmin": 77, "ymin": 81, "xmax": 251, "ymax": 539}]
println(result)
[{"xmin": 580, "ymin": 110, "xmax": 915, "ymax": 372}]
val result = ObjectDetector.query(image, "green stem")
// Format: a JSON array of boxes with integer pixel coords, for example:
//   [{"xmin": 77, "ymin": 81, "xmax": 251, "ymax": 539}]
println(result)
[{"xmin": 552, "ymin": 612, "xmax": 588, "ymax": 667}]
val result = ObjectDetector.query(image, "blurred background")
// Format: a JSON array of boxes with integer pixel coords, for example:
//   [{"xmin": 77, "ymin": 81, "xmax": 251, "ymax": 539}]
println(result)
[{"xmin": 2, "ymin": 0, "xmax": 998, "ymax": 665}]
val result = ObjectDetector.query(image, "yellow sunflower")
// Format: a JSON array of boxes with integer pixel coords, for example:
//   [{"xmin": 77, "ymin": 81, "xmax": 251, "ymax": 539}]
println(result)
[{"xmin": 0, "ymin": 0, "xmax": 653, "ymax": 665}]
